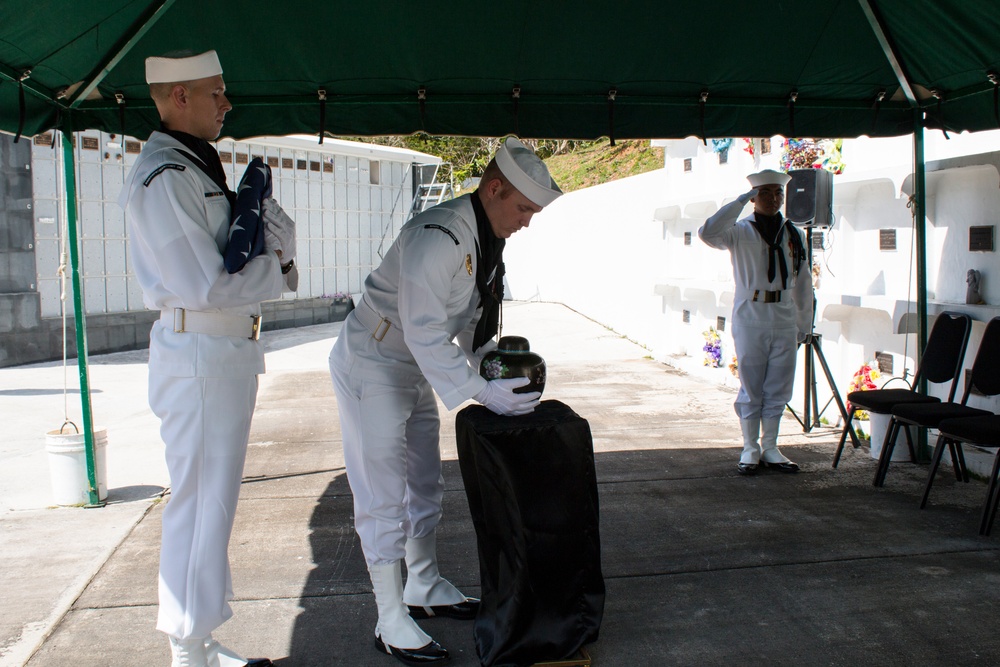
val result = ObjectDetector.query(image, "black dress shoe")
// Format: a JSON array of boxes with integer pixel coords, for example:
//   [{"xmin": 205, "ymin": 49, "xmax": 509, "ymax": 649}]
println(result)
[
  {"xmin": 761, "ymin": 460, "xmax": 800, "ymax": 473},
  {"xmin": 246, "ymin": 661, "xmax": 273, "ymax": 666},
  {"xmin": 737, "ymin": 462, "xmax": 758, "ymax": 475},
  {"xmin": 374, "ymin": 635, "xmax": 450, "ymax": 665},
  {"xmin": 407, "ymin": 598, "xmax": 480, "ymax": 620}
]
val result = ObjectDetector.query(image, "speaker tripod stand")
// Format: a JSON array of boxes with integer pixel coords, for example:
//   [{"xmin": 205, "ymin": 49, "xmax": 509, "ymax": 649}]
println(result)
[
  {"xmin": 786, "ymin": 331, "xmax": 852, "ymax": 432},
  {"xmin": 785, "ymin": 227, "xmax": 852, "ymax": 433}
]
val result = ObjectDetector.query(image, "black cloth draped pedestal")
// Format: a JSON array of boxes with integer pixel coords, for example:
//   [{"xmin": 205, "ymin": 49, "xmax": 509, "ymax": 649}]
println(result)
[{"xmin": 456, "ymin": 400, "xmax": 605, "ymax": 667}]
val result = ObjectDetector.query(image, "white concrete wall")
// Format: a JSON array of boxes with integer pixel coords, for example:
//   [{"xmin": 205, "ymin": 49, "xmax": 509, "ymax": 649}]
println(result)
[{"xmin": 506, "ymin": 131, "xmax": 1000, "ymax": 455}]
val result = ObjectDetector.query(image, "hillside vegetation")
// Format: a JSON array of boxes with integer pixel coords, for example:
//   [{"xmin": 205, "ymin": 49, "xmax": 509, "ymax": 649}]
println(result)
[
  {"xmin": 343, "ymin": 135, "xmax": 664, "ymax": 194},
  {"xmin": 543, "ymin": 140, "xmax": 664, "ymax": 193}
]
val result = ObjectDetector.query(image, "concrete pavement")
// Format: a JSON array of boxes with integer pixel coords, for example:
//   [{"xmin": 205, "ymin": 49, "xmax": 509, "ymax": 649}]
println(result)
[{"xmin": 3, "ymin": 301, "xmax": 1000, "ymax": 666}]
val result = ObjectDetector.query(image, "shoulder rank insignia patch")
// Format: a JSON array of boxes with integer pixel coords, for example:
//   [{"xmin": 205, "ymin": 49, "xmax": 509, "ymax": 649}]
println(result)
[
  {"xmin": 143, "ymin": 163, "xmax": 186, "ymax": 187},
  {"xmin": 424, "ymin": 223, "xmax": 459, "ymax": 245},
  {"xmin": 465, "ymin": 254, "xmax": 473, "ymax": 275}
]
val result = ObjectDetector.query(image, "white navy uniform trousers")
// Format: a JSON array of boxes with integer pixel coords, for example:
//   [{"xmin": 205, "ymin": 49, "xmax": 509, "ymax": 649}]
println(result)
[
  {"xmin": 119, "ymin": 131, "xmax": 286, "ymax": 640},
  {"xmin": 329, "ymin": 195, "xmax": 490, "ymax": 566},
  {"xmin": 698, "ymin": 196, "xmax": 813, "ymax": 420}
]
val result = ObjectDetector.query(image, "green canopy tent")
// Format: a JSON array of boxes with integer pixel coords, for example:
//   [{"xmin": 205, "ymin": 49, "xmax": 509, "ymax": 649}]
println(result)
[
  {"xmin": 3, "ymin": 1, "xmax": 1000, "ymax": 140},
  {"xmin": 2, "ymin": 0, "xmax": 1000, "ymax": 504}
]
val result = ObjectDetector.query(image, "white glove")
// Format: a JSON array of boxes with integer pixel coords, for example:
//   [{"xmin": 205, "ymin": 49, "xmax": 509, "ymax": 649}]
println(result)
[
  {"xmin": 262, "ymin": 198, "xmax": 296, "ymax": 262},
  {"xmin": 474, "ymin": 377, "xmax": 541, "ymax": 416},
  {"xmin": 473, "ymin": 339, "xmax": 498, "ymax": 366},
  {"xmin": 738, "ymin": 188, "xmax": 759, "ymax": 205},
  {"xmin": 264, "ymin": 224, "xmax": 285, "ymax": 261}
]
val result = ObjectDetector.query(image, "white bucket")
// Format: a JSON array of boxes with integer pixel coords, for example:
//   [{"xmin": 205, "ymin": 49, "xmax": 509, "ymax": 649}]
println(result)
[
  {"xmin": 867, "ymin": 412, "xmax": 911, "ymax": 462},
  {"xmin": 45, "ymin": 426, "xmax": 108, "ymax": 505}
]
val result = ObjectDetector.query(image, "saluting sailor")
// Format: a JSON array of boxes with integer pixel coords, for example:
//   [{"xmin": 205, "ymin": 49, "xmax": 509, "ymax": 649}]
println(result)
[
  {"xmin": 698, "ymin": 169, "xmax": 813, "ymax": 475},
  {"xmin": 119, "ymin": 49, "xmax": 296, "ymax": 667},
  {"xmin": 329, "ymin": 137, "xmax": 562, "ymax": 665}
]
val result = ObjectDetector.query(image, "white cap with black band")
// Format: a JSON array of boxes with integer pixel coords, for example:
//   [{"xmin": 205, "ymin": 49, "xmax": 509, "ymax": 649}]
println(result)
[
  {"xmin": 145, "ymin": 50, "xmax": 223, "ymax": 84},
  {"xmin": 495, "ymin": 137, "xmax": 563, "ymax": 207},
  {"xmin": 747, "ymin": 169, "xmax": 792, "ymax": 188}
]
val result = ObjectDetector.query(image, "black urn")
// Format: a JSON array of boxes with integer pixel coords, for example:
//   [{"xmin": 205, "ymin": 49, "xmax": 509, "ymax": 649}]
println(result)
[{"xmin": 479, "ymin": 335, "xmax": 546, "ymax": 395}]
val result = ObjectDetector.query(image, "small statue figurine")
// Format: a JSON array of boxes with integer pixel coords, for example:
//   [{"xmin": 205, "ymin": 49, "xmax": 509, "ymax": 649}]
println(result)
[{"xmin": 966, "ymin": 269, "xmax": 985, "ymax": 305}]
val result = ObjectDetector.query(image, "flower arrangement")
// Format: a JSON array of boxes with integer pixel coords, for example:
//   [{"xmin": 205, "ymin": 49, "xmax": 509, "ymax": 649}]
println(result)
[
  {"xmin": 728, "ymin": 354, "xmax": 739, "ymax": 378},
  {"xmin": 780, "ymin": 138, "xmax": 821, "ymax": 171},
  {"xmin": 331, "ymin": 291, "xmax": 350, "ymax": 301},
  {"xmin": 702, "ymin": 327, "xmax": 722, "ymax": 368},
  {"xmin": 846, "ymin": 359, "xmax": 882, "ymax": 420},
  {"xmin": 710, "ymin": 138, "xmax": 733, "ymax": 155},
  {"xmin": 780, "ymin": 138, "xmax": 846, "ymax": 174}
]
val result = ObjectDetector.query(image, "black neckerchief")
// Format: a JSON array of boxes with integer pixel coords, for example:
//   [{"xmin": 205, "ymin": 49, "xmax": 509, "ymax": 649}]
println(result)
[
  {"xmin": 470, "ymin": 190, "xmax": 505, "ymax": 351},
  {"xmin": 160, "ymin": 125, "xmax": 236, "ymax": 208},
  {"xmin": 751, "ymin": 211, "xmax": 794, "ymax": 289}
]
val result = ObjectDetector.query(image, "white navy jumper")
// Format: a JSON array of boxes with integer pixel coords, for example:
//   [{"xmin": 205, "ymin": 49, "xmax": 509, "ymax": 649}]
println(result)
[
  {"xmin": 329, "ymin": 194, "xmax": 490, "ymax": 572},
  {"xmin": 699, "ymin": 194, "xmax": 813, "ymax": 433},
  {"xmin": 119, "ymin": 130, "xmax": 286, "ymax": 640}
]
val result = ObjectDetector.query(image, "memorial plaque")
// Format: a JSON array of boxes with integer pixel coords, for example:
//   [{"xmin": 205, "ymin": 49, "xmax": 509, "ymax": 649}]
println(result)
[
  {"xmin": 879, "ymin": 228, "xmax": 896, "ymax": 251},
  {"xmin": 970, "ymin": 226, "xmax": 994, "ymax": 252},
  {"xmin": 876, "ymin": 351, "xmax": 893, "ymax": 375}
]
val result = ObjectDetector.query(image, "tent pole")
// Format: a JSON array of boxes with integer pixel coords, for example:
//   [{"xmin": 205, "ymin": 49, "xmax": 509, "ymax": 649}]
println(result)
[
  {"xmin": 68, "ymin": 0, "xmax": 178, "ymax": 107},
  {"xmin": 912, "ymin": 111, "xmax": 928, "ymax": 369},
  {"xmin": 912, "ymin": 107, "xmax": 929, "ymax": 459},
  {"xmin": 61, "ymin": 118, "xmax": 103, "ymax": 508}
]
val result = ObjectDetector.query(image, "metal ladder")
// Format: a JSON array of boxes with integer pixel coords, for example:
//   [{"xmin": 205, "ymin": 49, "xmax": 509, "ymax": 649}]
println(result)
[{"xmin": 409, "ymin": 181, "xmax": 452, "ymax": 216}]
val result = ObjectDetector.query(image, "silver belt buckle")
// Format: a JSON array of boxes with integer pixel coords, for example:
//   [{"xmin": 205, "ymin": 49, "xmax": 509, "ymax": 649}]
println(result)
[
  {"xmin": 173, "ymin": 308, "xmax": 186, "ymax": 333},
  {"xmin": 373, "ymin": 317, "xmax": 391, "ymax": 342},
  {"xmin": 250, "ymin": 315, "xmax": 262, "ymax": 340}
]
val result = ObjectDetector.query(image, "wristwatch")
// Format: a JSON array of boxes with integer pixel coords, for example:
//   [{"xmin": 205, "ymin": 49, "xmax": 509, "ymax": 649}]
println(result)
[{"xmin": 281, "ymin": 259, "xmax": 295, "ymax": 274}]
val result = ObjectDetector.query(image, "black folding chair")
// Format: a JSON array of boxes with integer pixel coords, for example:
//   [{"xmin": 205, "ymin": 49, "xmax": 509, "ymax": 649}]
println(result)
[
  {"xmin": 832, "ymin": 311, "xmax": 972, "ymax": 468},
  {"xmin": 936, "ymin": 415, "xmax": 1000, "ymax": 535},
  {"xmin": 882, "ymin": 317, "xmax": 1000, "ymax": 490}
]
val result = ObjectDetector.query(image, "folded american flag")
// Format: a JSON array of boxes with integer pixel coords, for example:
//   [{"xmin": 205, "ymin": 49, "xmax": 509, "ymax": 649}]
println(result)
[{"xmin": 224, "ymin": 157, "xmax": 272, "ymax": 273}]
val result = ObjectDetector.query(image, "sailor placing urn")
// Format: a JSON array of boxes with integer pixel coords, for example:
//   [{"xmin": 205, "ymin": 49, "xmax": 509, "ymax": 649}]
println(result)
[{"xmin": 328, "ymin": 138, "xmax": 563, "ymax": 664}]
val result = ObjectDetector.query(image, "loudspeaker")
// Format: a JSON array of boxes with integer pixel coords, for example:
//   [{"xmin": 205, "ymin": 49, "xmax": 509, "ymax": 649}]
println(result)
[{"xmin": 785, "ymin": 168, "xmax": 833, "ymax": 228}]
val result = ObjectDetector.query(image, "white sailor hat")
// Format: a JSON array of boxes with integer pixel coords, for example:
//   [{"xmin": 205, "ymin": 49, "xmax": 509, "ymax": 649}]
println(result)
[
  {"xmin": 747, "ymin": 168, "xmax": 792, "ymax": 188},
  {"xmin": 495, "ymin": 137, "xmax": 563, "ymax": 207},
  {"xmin": 145, "ymin": 50, "xmax": 223, "ymax": 84}
]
